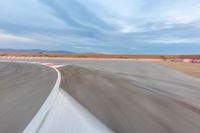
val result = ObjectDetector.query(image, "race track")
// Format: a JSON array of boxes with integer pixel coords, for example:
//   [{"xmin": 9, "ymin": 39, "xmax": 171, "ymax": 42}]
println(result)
[
  {"xmin": 59, "ymin": 61, "xmax": 200, "ymax": 133},
  {"xmin": 1, "ymin": 59, "xmax": 200, "ymax": 133},
  {"xmin": 0, "ymin": 62, "xmax": 57, "ymax": 133}
]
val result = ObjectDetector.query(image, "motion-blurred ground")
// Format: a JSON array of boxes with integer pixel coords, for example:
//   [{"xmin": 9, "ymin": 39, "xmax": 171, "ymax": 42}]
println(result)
[{"xmin": 59, "ymin": 61, "xmax": 200, "ymax": 133}]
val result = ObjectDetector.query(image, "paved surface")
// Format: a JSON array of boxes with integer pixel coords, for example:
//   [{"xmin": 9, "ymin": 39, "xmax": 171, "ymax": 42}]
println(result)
[
  {"xmin": 2, "ymin": 59, "xmax": 200, "ymax": 133},
  {"xmin": 58, "ymin": 61, "xmax": 200, "ymax": 133},
  {"xmin": 0, "ymin": 62, "xmax": 57, "ymax": 133}
]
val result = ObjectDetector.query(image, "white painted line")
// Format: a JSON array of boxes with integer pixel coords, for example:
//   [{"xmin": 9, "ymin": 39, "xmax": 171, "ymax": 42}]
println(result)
[
  {"xmin": 23, "ymin": 66, "xmax": 61, "ymax": 133},
  {"xmin": 20, "ymin": 61, "xmax": 111, "ymax": 133},
  {"xmin": 49, "ymin": 64, "xmax": 67, "ymax": 68},
  {"xmin": 0, "ymin": 61, "xmax": 112, "ymax": 132},
  {"xmin": 53, "ymin": 65, "xmax": 66, "ymax": 68},
  {"xmin": 37, "ymin": 89, "xmax": 113, "ymax": 133}
]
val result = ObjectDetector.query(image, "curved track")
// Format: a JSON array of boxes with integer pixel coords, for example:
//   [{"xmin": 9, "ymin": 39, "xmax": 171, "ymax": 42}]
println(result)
[
  {"xmin": 1, "ymin": 59, "xmax": 200, "ymax": 133},
  {"xmin": 0, "ymin": 62, "xmax": 57, "ymax": 133},
  {"xmin": 59, "ymin": 61, "xmax": 200, "ymax": 133}
]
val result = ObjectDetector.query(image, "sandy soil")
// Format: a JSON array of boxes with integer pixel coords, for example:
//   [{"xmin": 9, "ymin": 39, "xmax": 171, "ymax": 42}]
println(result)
[{"xmin": 158, "ymin": 62, "xmax": 200, "ymax": 79}]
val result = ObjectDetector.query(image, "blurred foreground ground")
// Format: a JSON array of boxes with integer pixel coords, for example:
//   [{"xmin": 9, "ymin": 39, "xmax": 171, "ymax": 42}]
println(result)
[{"xmin": 59, "ymin": 61, "xmax": 200, "ymax": 133}]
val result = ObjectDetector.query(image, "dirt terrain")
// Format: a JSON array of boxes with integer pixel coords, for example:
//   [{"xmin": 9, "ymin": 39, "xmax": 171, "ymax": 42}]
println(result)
[{"xmin": 159, "ymin": 62, "xmax": 200, "ymax": 79}]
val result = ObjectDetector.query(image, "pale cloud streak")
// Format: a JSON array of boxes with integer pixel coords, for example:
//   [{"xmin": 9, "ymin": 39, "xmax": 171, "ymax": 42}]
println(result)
[
  {"xmin": 0, "ymin": 33, "xmax": 35, "ymax": 43},
  {"xmin": 0, "ymin": 0, "xmax": 200, "ymax": 54}
]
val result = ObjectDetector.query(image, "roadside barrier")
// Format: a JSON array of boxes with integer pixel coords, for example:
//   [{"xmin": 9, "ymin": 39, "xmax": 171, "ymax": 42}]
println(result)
[{"xmin": 168, "ymin": 59, "xmax": 200, "ymax": 64}]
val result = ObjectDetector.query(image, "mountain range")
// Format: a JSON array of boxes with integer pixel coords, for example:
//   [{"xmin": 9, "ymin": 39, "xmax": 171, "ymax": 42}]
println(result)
[{"xmin": 0, "ymin": 49, "xmax": 74, "ymax": 54}]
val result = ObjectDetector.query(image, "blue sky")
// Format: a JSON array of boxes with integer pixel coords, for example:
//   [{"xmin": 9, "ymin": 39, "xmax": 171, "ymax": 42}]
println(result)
[{"xmin": 0, "ymin": 0, "xmax": 200, "ymax": 54}]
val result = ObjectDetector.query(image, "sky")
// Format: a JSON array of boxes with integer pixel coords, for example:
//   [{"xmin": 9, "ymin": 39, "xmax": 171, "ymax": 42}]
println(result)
[{"xmin": 0, "ymin": 0, "xmax": 200, "ymax": 54}]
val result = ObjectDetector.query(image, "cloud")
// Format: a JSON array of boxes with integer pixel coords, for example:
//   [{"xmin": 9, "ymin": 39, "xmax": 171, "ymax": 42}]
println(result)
[
  {"xmin": 0, "ymin": 0, "xmax": 200, "ymax": 54},
  {"xmin": 0, "ymin": 33, "xmax": 35, "ymax": 42},
  {"xmin": 129, "ymin": 46, "xmax": 140, "ymax": 50},
  {"xmin": 141, "ymin": 37, "xmax": 200, "ymax": 44},
  {"xmin": 40, "ymin": 0, "xmax": 115, "ymax": 33},
  {"xmin": 72, "ymin": 46, "xmax": 92, "ymax": 50}
]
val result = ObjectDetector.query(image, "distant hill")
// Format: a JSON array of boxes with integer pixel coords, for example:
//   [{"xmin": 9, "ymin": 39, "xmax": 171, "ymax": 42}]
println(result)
[{"xmin": 0, "ymin": 49, "xmax": 74, "ymax": 54}]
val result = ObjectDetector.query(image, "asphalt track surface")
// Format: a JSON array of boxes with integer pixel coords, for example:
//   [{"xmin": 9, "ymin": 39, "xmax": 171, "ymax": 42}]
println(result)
[
  {"xmin": 1, "ymin": 59, "xmax": 200, "ymax": 133},
  {"xmin": 58, "ymin": 60, "xmax": 200, "ymax": 133},
  {"xmin": 0, "ymin": 62, "xmax": 57, "ymax": 133}
]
